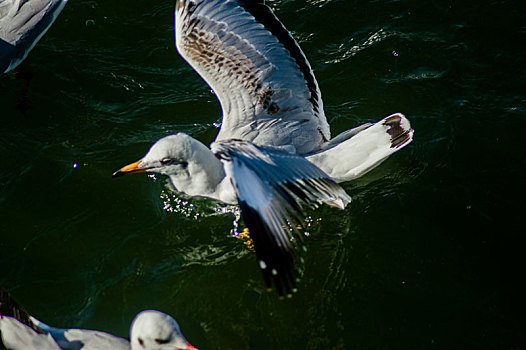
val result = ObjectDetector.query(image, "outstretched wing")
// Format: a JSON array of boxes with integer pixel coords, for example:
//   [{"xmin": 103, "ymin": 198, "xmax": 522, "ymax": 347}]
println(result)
[
  {"xmin": 212, "ymin": 140, "xmax": 351, "ymax": 297},
  {"xmin": 175, "ymin": 0, "xmax": 330, "ymax": 154}
]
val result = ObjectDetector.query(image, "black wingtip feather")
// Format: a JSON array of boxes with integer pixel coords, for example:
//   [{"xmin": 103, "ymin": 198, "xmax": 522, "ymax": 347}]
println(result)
[
  {"xmin": 383, "ymin": 113, "xmax": 413, "ymax": 149},
  {"xmin": 238, "ymin": 201, "xmax": 297, "ymax": 297},
  {"xmin": 236, "ymin": 0, "xmax": 322, "ymax": 117}
]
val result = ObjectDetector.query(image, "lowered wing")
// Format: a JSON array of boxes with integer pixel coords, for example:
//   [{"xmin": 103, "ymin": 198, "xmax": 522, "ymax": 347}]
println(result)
[{"xmin": 212, "ymin": 139, "xmax": 351, "ymax": 297}]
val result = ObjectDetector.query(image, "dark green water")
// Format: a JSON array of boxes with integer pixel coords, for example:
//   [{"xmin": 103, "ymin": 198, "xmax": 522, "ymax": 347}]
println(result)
[{"xmin": 1, "ymin": 0, "xmax": 525, "ymax": 349}]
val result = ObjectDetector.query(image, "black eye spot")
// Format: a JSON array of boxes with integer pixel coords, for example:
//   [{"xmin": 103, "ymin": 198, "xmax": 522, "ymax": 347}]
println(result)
[
  {"xmin": 268, "ymin": 102, "xmax": 279, "ymax": 114},
  {"xmin": 138, "ymin": 337, "xmax": 145, "ymax": 347},
  {"xmin": 155, "ymin": 338, "xmax": 171, "ymax": 344},
  {"xmin": 160, "ymin": 159, "xmax": 188, "ymax": 168},
  {"xmin": 160, "ymin": 157, "xmax": 174, "ymax": 165}
]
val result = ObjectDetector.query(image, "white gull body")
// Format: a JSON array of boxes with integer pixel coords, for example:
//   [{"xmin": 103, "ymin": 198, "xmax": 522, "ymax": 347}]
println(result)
[
  {"xmin": 0, "ymin": 0, "xmax": 68, "ymax": 73},
  {"xmin": 114, "ymin": 0, "xmax": 414, "ymax": 204},
  {"xmin": 113, "ymin": 0, "xmax": 413, "ymax": 295},
  {"xmin": 115, "ymin": 137, "xmax": 353, "ymax": 296},
  {"xmin": 0, "ymin": 287, "xmax": 197, "ymax": 350}
]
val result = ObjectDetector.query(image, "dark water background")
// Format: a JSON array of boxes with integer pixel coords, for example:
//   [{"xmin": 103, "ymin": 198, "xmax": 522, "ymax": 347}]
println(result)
[{"xmin": 1, "ymin": 0, "xmax": 525, "ymax": 349}]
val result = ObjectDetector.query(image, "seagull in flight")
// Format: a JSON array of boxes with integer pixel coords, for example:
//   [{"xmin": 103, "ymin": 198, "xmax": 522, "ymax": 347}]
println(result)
[
  {"xmin": 0, "ymin": 287, "xmax": 197, "ymax": 350},
  {"xmin": 113, "ymin": 0, "xmax": 413, "ymax": 295},
  {"xmin": 0, "ymin": 0, "xmax": 68, "ymax": 73}
]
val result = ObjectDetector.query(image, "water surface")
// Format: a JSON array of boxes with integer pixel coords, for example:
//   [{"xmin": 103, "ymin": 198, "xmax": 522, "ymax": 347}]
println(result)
[{"xmin": 1, "ymin": 0, "xmax": 524, "ymax": 349}]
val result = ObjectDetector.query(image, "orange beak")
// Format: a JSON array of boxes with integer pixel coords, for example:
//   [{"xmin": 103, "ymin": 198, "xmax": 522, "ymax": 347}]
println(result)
[
  {"xmin": 112, "ymin": 160, "xmax": 150, "ymax": 178},
  {"xmin": 186, "ymin": 344, "xmax": 199, "ymax": 350}
]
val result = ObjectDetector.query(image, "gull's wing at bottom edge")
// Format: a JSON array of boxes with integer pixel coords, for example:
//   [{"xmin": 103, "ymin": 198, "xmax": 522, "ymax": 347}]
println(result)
[{"xmin": 0, "ymin": 287, "xmax": 60, "ymax": 350}]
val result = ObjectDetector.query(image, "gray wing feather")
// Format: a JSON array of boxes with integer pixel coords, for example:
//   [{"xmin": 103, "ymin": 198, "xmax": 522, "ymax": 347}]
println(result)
[
  {"xmin": 176, "ymin": 0, "xmax": 330, "ymax": 154},
  {"xmin": 62, "ymin": 329, "xmax": 130, "ymax": 350},
  {"xmin": 0, "ymin": 0, "xmax": 68, "ymax": 73},
  {"xmin": 33, "ymin": 321, "xmax": 130, "ymax": 350},
  {"xmin": 217, "ymin": 140, "xmax": 352, "ymax": 210}
]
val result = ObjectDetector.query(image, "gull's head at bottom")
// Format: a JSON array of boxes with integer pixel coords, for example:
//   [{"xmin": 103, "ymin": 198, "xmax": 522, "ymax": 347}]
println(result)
[{"xmin": 130, "ymin": 310, "xmax": 197, "ymax": 350}]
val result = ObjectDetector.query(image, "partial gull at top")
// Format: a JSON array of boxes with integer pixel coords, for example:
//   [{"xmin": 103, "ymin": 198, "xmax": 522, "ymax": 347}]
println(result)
[
  {"xmin": 0, "ymin": 287, "xmax": 197, "ymax": 350},
  {"xmin": 0, "ymin": 0, "xmax": 68, "ymax": 73}
]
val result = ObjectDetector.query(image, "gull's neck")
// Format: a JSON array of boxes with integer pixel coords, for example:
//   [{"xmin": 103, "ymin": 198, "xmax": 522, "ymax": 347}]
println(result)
[{"xmin": 168, "ymin": 147, "xmax": 236, "ymax": 204}]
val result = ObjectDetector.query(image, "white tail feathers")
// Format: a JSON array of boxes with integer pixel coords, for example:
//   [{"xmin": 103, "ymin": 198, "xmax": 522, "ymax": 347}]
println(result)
[{"xmin": 307, "ymin": 113, "xmax": 414, "ymax": 182}]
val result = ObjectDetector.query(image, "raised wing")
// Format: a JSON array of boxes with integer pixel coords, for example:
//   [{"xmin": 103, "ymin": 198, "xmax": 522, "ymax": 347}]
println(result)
[
  {"xmin": 175, "ymin": 0, "xmax": 330, "ymax": 154},
  {"xmin": 212, "ymin": 140, "xmax": 351, "ymax": 297}
]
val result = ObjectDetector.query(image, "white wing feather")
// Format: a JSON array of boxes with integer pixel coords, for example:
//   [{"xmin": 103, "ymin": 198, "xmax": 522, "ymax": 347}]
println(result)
[{"xmin": 308, "ymin": 113, "xmax": 414, "ymax": 182}]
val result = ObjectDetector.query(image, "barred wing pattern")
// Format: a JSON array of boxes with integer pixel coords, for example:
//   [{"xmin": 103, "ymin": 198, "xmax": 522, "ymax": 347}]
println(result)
[{"xmin": 175, "ymin": 0, "xmax": 330, "ymax": 154}]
